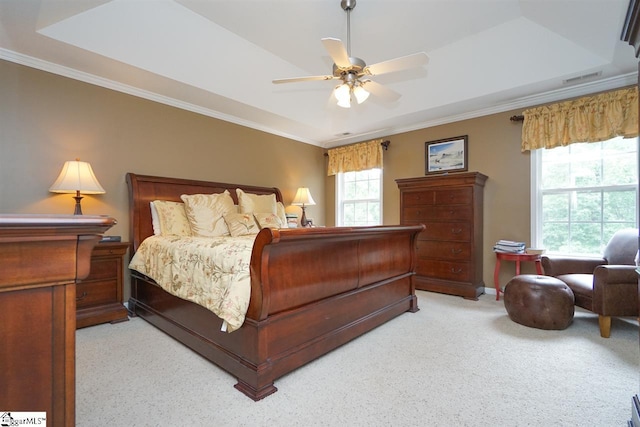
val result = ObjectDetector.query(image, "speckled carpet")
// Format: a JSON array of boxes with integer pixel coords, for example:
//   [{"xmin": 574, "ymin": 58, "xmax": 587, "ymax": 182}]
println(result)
[{"xmin": 76, "ymin": 290, "xmax": 639, "ymax": 426}]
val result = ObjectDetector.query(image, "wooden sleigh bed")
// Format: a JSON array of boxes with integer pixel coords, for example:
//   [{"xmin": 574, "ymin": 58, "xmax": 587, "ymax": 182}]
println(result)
[{"xmin": 126, "ymin": 173, "xmax": 424, "ymax": 400}]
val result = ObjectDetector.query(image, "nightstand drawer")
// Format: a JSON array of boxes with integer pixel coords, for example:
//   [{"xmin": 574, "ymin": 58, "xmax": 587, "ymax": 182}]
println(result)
[
  {"xmin": 76, "ymin": 241, "xmax": 129, "ymax": 328},
  {"xmin": 76, "ymin": 280, "xmax": 117, "ymax": 308},
  {"xmin": 85, "ymin": 258, "xmax": 117, "ymax": 281}
]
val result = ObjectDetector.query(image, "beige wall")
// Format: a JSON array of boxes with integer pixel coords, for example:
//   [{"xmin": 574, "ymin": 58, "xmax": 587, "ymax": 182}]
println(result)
[
  {"xmin": 0, "ymin": 59, "xmax": 326, "ymax": 236},
  {"xmin": 0, "ymin": 58, "xmax": 576, "ymax": 297},
  {"xmin": 325, "ymin": 111, "xmax": 537, "ymax": 290},
  {"xmin": 0, "ymin": 60, "xmax": 327, "ymax": 300}
]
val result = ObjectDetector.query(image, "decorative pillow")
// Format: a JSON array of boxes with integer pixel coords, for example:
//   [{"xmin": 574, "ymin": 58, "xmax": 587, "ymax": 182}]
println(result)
[
  {"xmin": 180, "ymin": 191, "xmax": 236, "ymax": 237},
  {"xmin": 276, "ymin": 202, "xmax": 288, "ymax": 229},
  {"xmin": 152, "ymin": 200, "xmax": 192, "ymax": 236},
  {"xmin": 236, "ymin": 188, "xmax": 277, "ymax": 214},
  {"xmin": 224, "ymin": 213, "xmax": 260, "ymax": 237},
  {"xmin": 254, "ymin": 212, "xmax": 284, "ymax": 229},
  {"xmin": 150, "ymin": 202, "xmax": 161, "ymax": 235}
]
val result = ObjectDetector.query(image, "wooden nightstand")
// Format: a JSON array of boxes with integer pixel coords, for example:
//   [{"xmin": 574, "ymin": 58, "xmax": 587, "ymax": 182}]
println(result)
[{"xmin": 76, "ymin": 241, "xmax": 130, "ymax": 328}]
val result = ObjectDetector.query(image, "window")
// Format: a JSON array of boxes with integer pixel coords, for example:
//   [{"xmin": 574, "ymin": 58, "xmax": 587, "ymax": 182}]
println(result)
[
  {"xmin": 337, "ymin": 169, "xmax": 382, "ymax": 226},
  {"xmin": 531, "ymin": 137, "xmax": 638, "ymax": 256}
]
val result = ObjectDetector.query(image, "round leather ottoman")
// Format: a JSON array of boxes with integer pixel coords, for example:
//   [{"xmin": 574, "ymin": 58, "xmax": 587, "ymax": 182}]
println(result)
[{"xmin": 503, "ymin": 274, "xmax": 575, "ymax": 330}]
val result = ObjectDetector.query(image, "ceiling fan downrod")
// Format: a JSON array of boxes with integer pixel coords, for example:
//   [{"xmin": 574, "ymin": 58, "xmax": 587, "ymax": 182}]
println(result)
[{"xmin": 341, "ymin": 0, "xmax": 356, "ymax": 56}]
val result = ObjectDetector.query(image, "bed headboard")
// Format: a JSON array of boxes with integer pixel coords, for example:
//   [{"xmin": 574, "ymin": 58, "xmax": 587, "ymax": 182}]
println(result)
[{"xmin": 126, "ymin": 173, "xmax": 284, "ymax": 252}]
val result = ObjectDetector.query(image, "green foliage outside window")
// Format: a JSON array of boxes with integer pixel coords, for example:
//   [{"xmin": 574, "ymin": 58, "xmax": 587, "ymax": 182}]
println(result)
[
  {"xmin": 340, "ymin": 169, "xmax": 381, "ymax": 226},
  {"xmin": 540, "ymin": 137, "xmax": 637, "ymax": 255}
]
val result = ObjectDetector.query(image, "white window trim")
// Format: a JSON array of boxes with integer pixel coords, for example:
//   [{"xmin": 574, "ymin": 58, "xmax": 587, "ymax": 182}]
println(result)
[
  {"xmin": 530, "ymin": 150, "xmax": 542, "ymax": 249},
  {"xmin": 530, "ymin": 141, "xmax": 639, "ymax": 252},
  {"xmin": 335, "ymin": 169, "xmax": 383, "ymax": 226}
]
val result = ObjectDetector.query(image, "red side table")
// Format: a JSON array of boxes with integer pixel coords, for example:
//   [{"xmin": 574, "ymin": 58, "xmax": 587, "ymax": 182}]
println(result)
[{"xmin": 494, "ymin": 252, "xmax": 543, "ymax": 300}]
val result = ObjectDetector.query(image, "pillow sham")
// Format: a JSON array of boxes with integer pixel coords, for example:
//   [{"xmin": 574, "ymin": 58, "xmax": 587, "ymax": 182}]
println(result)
[
  {"xmin": 254, "ymin": 212, "xmax": 284, "ymax": 229},
  {"xmin": 181, "ymin": 191, "xmax": 235, "ymax": 237},
  {"xmin": 150, "ymin": 201, "xmax": 161, "ymax": 235},
  {"xmin": 276, "ymin": 201, "xmax": 288, "ymax": 229},
  {"xmin": 236, "ymin": 188, "xmax": 277, "ymax": 214},
  {"xmin": 152, "ymin": 200, "xmax": 192, "ymax": 236},
  {"xmin": 236, "ymin": 188, "xmax": 288, "ymax": 229},
  {"xmin": 224, "ymin": 213, "xmax": 260, "ymax": 237}
]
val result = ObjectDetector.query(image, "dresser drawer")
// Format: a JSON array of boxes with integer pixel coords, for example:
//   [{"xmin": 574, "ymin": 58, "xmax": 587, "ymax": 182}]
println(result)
[
  {"xmin": 403, "ymin": 205, "xmax": 472, "ymax": 221},
  {"xmin": 76, "ymin": 279, "xmax": 117, "ymax": 308},
  {"xmin": 418, "ymin": 222, "xmax": 471, "ymax": 241},
  {"xmin": 402, "ymin": 190, "xmax": 434, "ymax": 206},
  {"xmin": 85, "ymin": 258, "xmax": 118, "ymax": 281},
  {"xmin": 417, "ymin": 259, "xmax": 472, "ymax": 282},
  {"xmin": 417, "ymin": 241, "xmax": 471, "ymax": 260},
  {"xmin": 434, "ymin": 187, "xmax": 472, "ymax": 205}
]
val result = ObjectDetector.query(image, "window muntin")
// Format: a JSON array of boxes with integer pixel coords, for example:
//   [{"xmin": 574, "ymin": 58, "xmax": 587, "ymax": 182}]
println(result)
[
  {"xmin": 337, "ymin": 169, "xmax": 382, "ymax": 226},
  {"xmin": 532, "ymin": 137, "xmax": 637, "ymax": 256}
]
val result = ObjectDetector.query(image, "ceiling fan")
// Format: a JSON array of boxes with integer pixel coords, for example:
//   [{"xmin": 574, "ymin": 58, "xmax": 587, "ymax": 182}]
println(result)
[{"xmin": 272, "ymin": 0, "xmax": 429, "ymax": 108}]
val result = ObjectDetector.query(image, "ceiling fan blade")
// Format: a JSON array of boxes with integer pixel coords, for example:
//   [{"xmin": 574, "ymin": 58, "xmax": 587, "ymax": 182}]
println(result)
[
  {"xmin": 321, "ymin": 37, "xmax": 351, "ymax": 69},
  {"xmin": 364, "ymin": 52, "xmax": 429, "ymax": 76},
  {"xmin": 272, "ymin": 75, "xmax": 336, "ymax": 84},
  {"xmin": 361, "ymin": 80, "xmax": 401, "ymax": 103}
]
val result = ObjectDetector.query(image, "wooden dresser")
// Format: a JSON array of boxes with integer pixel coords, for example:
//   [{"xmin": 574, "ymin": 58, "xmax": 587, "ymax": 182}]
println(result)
[
  {"xmin": 77, "ymin": 241, "xmax": 129, "ymax": 328},
  {"xmin": 397, "ymin": 172, "xmax": 487, "ymax": 299},
  {"xmin": 0, "ymin": 214, "xmax": 115, "ymax": 427}
]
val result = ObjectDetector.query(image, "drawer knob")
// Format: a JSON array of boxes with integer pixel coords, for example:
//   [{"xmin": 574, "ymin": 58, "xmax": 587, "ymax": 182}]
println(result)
[
  {"xmin": 451, "ymin": 248, "xmax": 462, "ymax": 254},
  {"xmin": 451, "ymin": 228, "xmax": 463, "ymax": 234},
  {"xmin": 450, "ymin": 268, "xmax": 463, "ymax": 274},
  {"xmin": 76, "ymin": 291, "xmax": 87, "ymax": 301}
]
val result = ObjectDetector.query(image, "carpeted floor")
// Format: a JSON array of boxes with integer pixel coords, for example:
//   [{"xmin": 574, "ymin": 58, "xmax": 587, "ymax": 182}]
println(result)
[{"xmin": 76, "ymin": 290, "xmax": 639, "ymax": 426}]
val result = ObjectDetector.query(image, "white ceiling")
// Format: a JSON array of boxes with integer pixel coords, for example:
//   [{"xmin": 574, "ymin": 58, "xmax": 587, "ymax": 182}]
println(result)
[{"xmin": 0, "ymin": 0, "xmax": 638, "ymax": 148}]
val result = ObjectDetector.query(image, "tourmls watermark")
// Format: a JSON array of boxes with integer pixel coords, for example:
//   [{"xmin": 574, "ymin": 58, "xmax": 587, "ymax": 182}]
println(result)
[{"xmin": 0, "ymin": 412, "xmax": 46, "ymax": 426}]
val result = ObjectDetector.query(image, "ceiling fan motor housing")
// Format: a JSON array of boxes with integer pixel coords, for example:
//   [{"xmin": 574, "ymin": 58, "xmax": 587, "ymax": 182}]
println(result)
[{"xmin": 333, "ymin": 57, "xmax": 366, "ymax": 79}]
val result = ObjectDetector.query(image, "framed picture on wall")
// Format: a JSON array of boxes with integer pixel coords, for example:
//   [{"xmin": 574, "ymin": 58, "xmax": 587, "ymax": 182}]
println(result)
[{"xmin": 425, "ymin": 135, "xmax": 468, "ymax": 175}]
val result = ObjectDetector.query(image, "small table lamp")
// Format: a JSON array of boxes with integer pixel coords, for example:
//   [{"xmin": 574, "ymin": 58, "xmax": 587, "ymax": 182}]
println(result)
[
  {"xmin": 292, "ymin": 187, "xmax": 316, "ymax": 227},
  {"xmin": 49, "ymin": 159, "xmax": 105, "ymax": 215}
]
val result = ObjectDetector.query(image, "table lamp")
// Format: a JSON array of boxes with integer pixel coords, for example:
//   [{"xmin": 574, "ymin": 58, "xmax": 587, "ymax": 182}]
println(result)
[
  {"xmin": 49, "ymin": 159, "xmax": 105, "ymax": 215},
  {"xmin": 292, "ymin": 187, "xmax": 316, "ymax": 227}
]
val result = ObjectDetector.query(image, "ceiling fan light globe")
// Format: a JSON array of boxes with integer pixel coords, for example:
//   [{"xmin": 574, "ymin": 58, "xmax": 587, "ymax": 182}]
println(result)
[
  {"xmin": 337, "ymin": 97, "xmax": 351, "ymax": 108},
  {"xmin": 334, "ymin": 84, "xmax": 352, "ymax": 107},
  {"xmin": 353, "ymin": 85, "xmax": 370, "ymax": 104}
]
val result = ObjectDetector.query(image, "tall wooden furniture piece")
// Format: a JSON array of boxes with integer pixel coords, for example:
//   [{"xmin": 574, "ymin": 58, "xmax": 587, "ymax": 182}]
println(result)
[
  {"xmin": 0, "ymin": 214, "xmax": 115, "ymax": 427},
  {"xmin": 77, "ymin": 241, "xmax": 130, "ymax": 328},
  {"xmin": 397, "ymin": 172, "xmax": 488, "ymax": 299}
]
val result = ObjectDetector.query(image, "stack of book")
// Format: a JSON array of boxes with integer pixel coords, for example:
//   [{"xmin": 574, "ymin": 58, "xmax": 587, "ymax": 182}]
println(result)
[{"xmin": 493, "ymin": 239, "xmax": 526, "ymax": 253}]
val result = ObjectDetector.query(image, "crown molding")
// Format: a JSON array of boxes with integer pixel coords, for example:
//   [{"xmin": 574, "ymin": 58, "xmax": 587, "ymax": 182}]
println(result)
[{"xmin": 2, "ymin": 48, "xmax": 636, "ymax": 149}]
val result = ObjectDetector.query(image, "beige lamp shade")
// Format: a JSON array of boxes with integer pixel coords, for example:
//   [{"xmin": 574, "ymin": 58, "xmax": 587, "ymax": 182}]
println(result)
[
  {"xmin": 291, "ymin": 187, "xmax": 316, "ymax": 207},
  {"xmin": 50, "ymin": 159, "xmax": 105, "ymax": 215},
  {"xmin": 292, "ymin": 187, "xmax": 315, "ymax": 227},
  {"xmin": 49, "ymin": 160, "xmax": 105, "ymax": 194}
]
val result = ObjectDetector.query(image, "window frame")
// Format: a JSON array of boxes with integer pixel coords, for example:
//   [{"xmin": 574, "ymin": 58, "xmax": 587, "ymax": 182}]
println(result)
[
  {"xmin": 335, "ymin": 168, "xmax": 383, "ymax": 226},
  {"xmin": 530, "ymin": 138, "xmax": 638, "ymax": 256}
]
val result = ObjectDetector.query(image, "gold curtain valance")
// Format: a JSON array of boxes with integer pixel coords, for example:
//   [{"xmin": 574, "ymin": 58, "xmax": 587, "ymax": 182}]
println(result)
[
  {"xmin": 327, "ymin": 139, "xmax": 384, "ymax": 176},
  {"xmin": 521, "ymin": 86, "xmax": 638, "ymax": 152}
]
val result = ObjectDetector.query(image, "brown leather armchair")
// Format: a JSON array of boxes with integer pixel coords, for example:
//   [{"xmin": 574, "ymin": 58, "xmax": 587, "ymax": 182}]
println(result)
[{"xmin": 541, "ymin": 228, "xmax": 639, "ymax": 338}]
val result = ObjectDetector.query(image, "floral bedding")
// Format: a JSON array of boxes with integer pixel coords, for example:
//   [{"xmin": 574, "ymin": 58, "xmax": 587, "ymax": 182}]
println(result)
[{"xmin": 128, "ymin": 234, "xmax": 256, "ymax": 332}]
